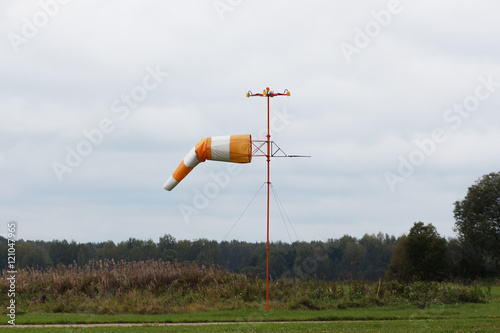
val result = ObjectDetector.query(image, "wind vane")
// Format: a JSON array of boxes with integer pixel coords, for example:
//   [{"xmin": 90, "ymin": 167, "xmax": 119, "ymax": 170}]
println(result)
[{"xmin": 163, "ymin": 87, "xmax": 308, "ymax": 309}]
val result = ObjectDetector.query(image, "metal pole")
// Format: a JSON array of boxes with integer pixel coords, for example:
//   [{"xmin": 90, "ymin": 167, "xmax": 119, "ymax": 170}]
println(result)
[
  {"xmin": 247, "ymin": 87, "xmax": 290, "ymax": 310},
  {"xmin": 266, "ymin": 92, "xmax": 271, "ymax": 310}
]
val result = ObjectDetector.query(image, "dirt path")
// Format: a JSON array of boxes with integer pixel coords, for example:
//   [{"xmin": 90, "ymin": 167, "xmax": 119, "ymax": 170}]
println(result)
[{"xmin": 8, "ymin": 321, "xmax": 335, "ymax": 328}]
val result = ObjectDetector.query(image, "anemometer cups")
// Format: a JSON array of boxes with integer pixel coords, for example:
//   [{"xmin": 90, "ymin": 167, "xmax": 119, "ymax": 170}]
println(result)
[{"xmin": 163, "ymin": 134, "xmax": 252, "ymax": 191}]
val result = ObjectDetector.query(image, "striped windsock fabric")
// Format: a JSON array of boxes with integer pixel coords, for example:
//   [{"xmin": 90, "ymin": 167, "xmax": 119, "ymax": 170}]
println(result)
[{"xmin": 163, "ymin": 134, "xmax": 252, "ymax": 191}]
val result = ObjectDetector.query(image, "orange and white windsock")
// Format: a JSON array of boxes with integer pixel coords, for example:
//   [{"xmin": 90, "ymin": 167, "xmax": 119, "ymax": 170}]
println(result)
[{"xmin": 163, "ymin": 134, "xmax": 252, "ymax": 191}]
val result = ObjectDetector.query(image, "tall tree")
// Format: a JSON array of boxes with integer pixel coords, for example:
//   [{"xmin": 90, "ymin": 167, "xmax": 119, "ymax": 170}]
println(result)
[
  {"xmin": 99, "ymin": 241, "xmax": 118, "ymax": 260},
  {"xmin": 454, "ymin": 172, "xmax": 500, "ymax": 274},
  {"xmin": 158, "ymin": 234, "xmax": 178, "ymax": 261},
  {"xmin": 386, "ymin": 235, "xmax": 408, "ymax": 280},
  {"xmin": 49, "ymin": 240, "xmax": 72, "ymax": 266},
  {"xmin": 194, "ymin": 239, "xmax": 223, "ymax": 265},
  {"xmin": 387, "ymin": 222, "xmax": 448, "ymax": 281},
  {"xmin": 17, "ymin": 241, "xmax": 52, "ymax": 268},
  {"xmin": 405, "ymin": 222, "xmax": 448, "ymax": 281}
]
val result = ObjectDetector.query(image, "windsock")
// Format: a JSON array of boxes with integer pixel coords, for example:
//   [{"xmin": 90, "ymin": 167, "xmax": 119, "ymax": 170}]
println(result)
[{"xmin": 163, "ymin": 134, "xmax": 252, "ymax": 191}]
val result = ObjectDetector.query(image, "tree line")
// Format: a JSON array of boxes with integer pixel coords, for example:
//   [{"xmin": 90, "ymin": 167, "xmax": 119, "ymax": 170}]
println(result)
[
  {"xmin": 0, "ymin": 227, "xmax": 497, "ymax": 281},
  {"xmin": 2, "ymin": 171, "xmax": 499, "ymax": 281},
  {"xmin": 0, "ymin": 233, "xmax": 397, "ymax": 281}
]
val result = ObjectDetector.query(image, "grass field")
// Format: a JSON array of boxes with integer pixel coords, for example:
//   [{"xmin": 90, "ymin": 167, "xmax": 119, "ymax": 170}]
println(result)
[
  {"xmin": 1, "ymin": 319, "xmax": 499, "ymax": 333},
  {"xmin": 1, "ymin": 261, "xmax": 499, "ymax": 331},
  {"xmin": 2, "ymin": 288, "xmax": 499, "ymax": 332}
]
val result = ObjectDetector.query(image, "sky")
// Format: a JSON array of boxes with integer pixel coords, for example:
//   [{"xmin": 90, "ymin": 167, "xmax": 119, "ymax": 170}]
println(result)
[{"xmin": 1, "ymin": 0, "xmax": 500, "ymax": 244}]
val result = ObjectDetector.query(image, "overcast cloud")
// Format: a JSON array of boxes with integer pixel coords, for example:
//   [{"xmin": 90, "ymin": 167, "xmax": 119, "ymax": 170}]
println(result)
[{"xmin": 1, "ymin": 0, "xmax": 499, "ymax": 244}]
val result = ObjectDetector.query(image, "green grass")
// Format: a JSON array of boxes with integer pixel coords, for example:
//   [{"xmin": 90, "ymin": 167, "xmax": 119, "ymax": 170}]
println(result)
[
  {"xmin": 2, "ymin": 296, "xmax": 499, "ymax": 332},
  {"xmin": 1, "ymin": 287, "xmax": 497, "ymax": 332},
  {"xmin": 1, "ymin": 262, "xmax": 498, "ymax": 331},
  {"xmin": 1, "ymin": 319, "xmax": 500, "ymax": 332},
  {"xmin": 8, "ymin": 300, "xmax": 500, "ymax": 323},
  {"xmin": 1, "ymin": 282, "xmax": 497, "ymax": 325}
]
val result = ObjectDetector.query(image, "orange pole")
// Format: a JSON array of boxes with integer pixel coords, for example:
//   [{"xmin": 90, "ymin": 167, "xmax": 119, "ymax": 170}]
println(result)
[
  {"xmin": 247, "ymin": 87, "xmax": 289, "ymax": 310},
  {"xmin": 266, "ymin": 92, "xmax": 271, "ymax": 310}
]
